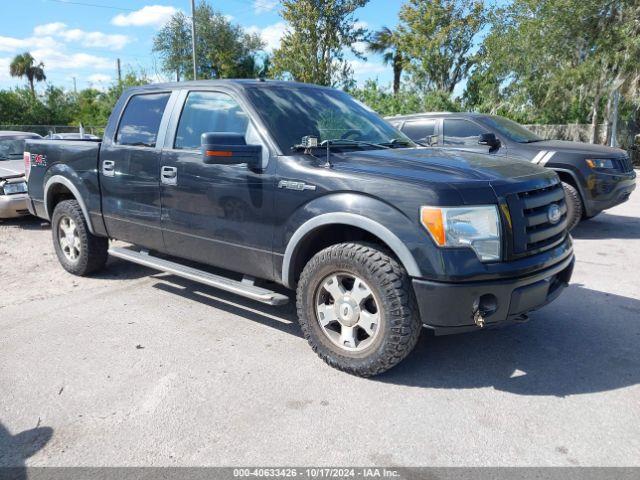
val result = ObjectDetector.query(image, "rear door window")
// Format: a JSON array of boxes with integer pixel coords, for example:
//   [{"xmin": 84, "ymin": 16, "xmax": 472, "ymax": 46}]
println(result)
[
  {"xmin": 402, "ymin": 119, "xmax": 437, "ymax": 144},
  {"xmin": 116, "ymin": 93, "xmax": 171, "ymax": 148}
]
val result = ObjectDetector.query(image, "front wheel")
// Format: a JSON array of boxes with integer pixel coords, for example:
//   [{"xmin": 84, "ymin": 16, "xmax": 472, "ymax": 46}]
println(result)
[
  {"xmin": 52, "ymin": 199, "xmax": 108, "ymax": 276},
  {"xmin": 562, "ymin": 182, "xmax": 583, "ymax": 231},
  {"xmin": 296, "ymin": 242, "xmax": 422, "ymax": 377}
]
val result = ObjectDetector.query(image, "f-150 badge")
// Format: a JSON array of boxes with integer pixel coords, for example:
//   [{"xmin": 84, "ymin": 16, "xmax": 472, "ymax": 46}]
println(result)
[{"xmin": 278, "ymin": 180, "xmax": 316, "ymax": 191}]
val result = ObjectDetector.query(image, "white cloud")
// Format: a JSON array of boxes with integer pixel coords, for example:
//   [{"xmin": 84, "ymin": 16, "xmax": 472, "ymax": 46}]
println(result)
[
  {"xmin": 0, "ymin": 35, "xmax": 61, "ymax": 53},
  {"xmin": 112, "ymin": 5, "xmax": 178, "ymax": 27},
  {"xmin": 87, "ymin": 73, "xmax": 111, "ymax": 84},
  {"xmin": 31, "ymin": 23, "xmax": 130, "ymax": 50},
  {"xmin": 253, "ymin": 0, "xmax": 279, "ymax": 14},
  {"xmin": 33, "ymin": 22, "xmax": 67, "ymax": 36},
  {"xmin": 31, "ymin": 48, "xmax": 113, "ymax": 70},
  {"xmin": 0, "ymin": 58, "xmax": 10, "ymax": 81},
  {"xmin": 246, "ymin": 22, "xmax": 287, "ymax": 52},
  {"xmin": 349, "ymin": 59, "xmax": 386, "ymax": 77}
]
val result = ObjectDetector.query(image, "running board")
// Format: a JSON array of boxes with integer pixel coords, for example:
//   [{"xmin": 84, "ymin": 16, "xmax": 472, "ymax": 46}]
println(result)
[{"xmin": 108, "ymin": 247, "xmax": 289, "ymax": 306}]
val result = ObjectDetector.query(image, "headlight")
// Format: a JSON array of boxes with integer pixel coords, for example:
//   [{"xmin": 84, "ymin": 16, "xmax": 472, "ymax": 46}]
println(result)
[
  {"xmin": 586, "ymin": 158, "xmax": 615, "ymax": 170},
  {"xmin": 420, "ymin": 205, "xmax": 501, "ymax": 262}
]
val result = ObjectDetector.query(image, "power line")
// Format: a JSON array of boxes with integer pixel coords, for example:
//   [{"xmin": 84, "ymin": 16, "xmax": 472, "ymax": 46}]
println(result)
[{"xmin": 45, "ymin": 0, "xmax": 137, "ymax": 11}]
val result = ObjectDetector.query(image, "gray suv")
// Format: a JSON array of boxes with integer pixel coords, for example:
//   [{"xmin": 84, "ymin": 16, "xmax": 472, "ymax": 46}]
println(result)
[{"xmin": 387, "ymin": 112, "xmax": 636, "ymax": 230}]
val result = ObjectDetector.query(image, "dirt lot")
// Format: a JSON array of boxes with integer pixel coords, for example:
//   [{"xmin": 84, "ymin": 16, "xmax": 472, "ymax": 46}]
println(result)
[{"xmin": 1, "ymin": 191, "xmax": 639, "ymax": 467}]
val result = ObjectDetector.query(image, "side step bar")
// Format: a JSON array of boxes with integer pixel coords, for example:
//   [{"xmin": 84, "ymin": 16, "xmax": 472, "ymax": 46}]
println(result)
[{"xmin": 108, "ymin": 247, "xmax": 289, "ymax": 306}]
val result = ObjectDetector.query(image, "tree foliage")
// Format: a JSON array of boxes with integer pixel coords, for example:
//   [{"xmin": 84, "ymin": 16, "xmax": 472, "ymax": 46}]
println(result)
[
  {"xmin": 153, "ymin": 1, "xmax": 264, "ymax": 80},
  {"xmin": 397, "ymin": 0, "xmax": 486, "ymax": 93},
  {"xmin": 367, "ymin": 27, "xmax": 405, "ymax": 95},
  {"xmin": 465, "ymin": 0, "xmax": 640, "ymax": 130},
  {"xmin": 271, "ymin": 0, "xmax": 369, "ymax": 87},
  {"xmin": 9, "ymin": 52, "xmax": 46, "ymax": 96}
]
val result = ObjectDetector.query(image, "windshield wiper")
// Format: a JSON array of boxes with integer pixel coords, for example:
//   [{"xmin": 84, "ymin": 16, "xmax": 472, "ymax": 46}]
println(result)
[
  {"xmin": 320, "ymin": 139, "xmax": 390, "ymax": 150},
  {"xmin": 521, "ymin": 139, "xmax": 544, "ymax": 143},
  {"xmin": 379, "ymin": 138, "xmax": 413, "ymax": 148}
]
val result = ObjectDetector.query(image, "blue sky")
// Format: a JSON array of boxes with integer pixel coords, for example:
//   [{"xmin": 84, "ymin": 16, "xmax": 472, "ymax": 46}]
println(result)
[{"xmin": 0, "ymin": 0, "xmax": 403, "ymax": 92}]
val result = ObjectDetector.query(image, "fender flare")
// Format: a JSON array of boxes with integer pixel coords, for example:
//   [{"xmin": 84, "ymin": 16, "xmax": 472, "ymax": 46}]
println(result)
[
  {"xmin": 552, "ymin": 167, "xmax": 587, "ymax": 200},
  {"xmin": 281, "ymin": 212, "xmax": 421, "ymax": 288},
  {"xmin": 44, "ymin": 175, "xmax": 95, "ymax": 234}
]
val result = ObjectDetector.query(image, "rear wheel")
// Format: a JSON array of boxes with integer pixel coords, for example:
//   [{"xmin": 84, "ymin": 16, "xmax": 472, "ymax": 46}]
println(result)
[
  {"xmin": 52, "ymin": 200, "xmax": 108, "ymax": 276},
  {"xmin": 296, "ymin": 242, "xmax": 422, "ymax": 377},
  {"xmin": 562, "ymin": 182, "xmax": 582, "ymax": 231}
]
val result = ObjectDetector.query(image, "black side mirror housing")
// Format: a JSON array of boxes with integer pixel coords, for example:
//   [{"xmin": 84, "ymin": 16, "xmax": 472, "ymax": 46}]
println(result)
[
  {"xmin": 201, "ymin": 132, "xmax": 262, "ymax": 170},
  {"xmin": 478, "ymin": 132, "xmax": 500, "ymax": 148}
]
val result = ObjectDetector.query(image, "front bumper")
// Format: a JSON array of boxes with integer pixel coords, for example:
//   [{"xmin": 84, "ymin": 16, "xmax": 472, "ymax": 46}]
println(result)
[
  {"xmin": 583, "ymin": 170, "xmax": 636, "ymax": 216},
  {"xmin": 0, "ymin": 193, "xmax": 30, "ymax": 218},
  {"xmin": 413, "ymin": 253, "xmax": 575, "ymax": 335}
]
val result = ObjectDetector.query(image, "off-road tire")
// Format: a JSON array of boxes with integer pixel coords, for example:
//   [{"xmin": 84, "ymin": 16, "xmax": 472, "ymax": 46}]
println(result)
[
  {"xmin": 52, "ymin": 199, "xmax": 108, "ymax": 276},
  {"xmin": 562, "ymin": 182, "xmax": 582, "ymax": 231},
  {"xmin": 296, "ymin": 242, "xmax": 422, "ymax": 377}
]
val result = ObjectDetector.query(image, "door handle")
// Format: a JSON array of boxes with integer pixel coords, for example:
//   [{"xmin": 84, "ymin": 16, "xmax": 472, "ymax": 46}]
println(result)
[
  {"xmin": 161, "ymin": 166, "xmax": 177, "ymax": 185},
  {"xmin": 102, "ymin": 160, "xmax": 115, "ymax": 177}
]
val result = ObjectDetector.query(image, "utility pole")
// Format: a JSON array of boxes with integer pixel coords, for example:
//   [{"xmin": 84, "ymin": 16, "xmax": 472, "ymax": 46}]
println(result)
[
  {"xmin": 117, "ymin": 58, "xmax": 122, "ymax": 86},
  {"xmin": 191, "ymin": 0, "xmax": 197, "ymax": 80},
  {"xmin": 72, "ymin": 77, "xmax": 77, "ymax": 94}
]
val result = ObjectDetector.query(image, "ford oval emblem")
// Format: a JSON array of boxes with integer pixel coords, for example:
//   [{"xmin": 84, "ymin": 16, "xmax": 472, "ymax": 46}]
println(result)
[{"xmin": 548, "ymin": 204, "xmax": 562, "ymax": 224}]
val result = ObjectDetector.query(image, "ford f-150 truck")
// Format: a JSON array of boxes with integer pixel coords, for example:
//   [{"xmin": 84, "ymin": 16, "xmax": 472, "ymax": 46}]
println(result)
[
  {"xmin": 387, "ymin": 112, "xmax": 637, "ymax": 231},
  {"xmin": 25, "ymin": 80, "xmax": 574, "ymax": 376}
]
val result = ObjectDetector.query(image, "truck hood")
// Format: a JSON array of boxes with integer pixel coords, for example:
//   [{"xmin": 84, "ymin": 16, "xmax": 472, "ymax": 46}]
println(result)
[
  {"xmin": 334, "ymin": 147, "xmax": 550, "ymax": 184},
  {"xmin": 0, "ymin": 160, "xmax": 25, "ymax": 179},
  {"xmin": 524, "ymin": 139, "xmax": 628, "ymax": 158}
]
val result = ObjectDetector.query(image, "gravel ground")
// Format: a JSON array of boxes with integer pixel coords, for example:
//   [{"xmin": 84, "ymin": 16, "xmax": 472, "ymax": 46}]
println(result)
[{"xmin": 1, "ymin": 190, "xmax": 639, "ymax": 467}]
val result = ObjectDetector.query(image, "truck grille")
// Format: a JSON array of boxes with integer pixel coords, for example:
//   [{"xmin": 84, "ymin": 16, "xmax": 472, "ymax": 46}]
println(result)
[
  {"xmin": 618, "ymin": 155, "xmax": 634, "ymax": 173},
  {"xmin": 507, "ymin": 182, "xmax": 568, "ymax": 257}
]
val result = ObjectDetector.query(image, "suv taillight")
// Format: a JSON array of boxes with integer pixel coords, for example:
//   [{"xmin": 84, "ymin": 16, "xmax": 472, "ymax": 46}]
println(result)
[{"xmin": 24, "ymin": 151, "xmax": 31, "ymax": 180}]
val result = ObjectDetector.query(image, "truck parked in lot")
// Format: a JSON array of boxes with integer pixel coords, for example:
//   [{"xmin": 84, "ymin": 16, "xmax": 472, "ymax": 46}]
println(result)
[
  {"xmin": 387, "ymin": 113, "xmax": 637, "ymax": 231},
  {"xmin": 25, "ymin": 80, "xmax": 574, "ymax": 376}
]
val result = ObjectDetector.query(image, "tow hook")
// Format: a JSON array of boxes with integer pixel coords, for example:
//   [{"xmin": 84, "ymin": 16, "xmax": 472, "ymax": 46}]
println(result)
[{"xmin": 473, "ymin": 309, "xmax": 485, "ymax": 328}]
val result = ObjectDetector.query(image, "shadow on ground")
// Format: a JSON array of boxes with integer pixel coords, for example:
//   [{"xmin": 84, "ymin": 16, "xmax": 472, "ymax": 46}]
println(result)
[
  {"xmin": 0, "ymin": 217, "xmax": 49, "ymax": 231},
  {"xmin": 151, "ymin": 272, "xmax": 640, "ymax": 397},
  {"xmin": 377, "ymin": 284, "xmax": 640, "ymax": 396},
  {"xmin": 0, "ymin": 421, "xmax": 52, "ymax": 478},
  {"xmin": 571, "ymin": 211, "xmax": 640, "ymax": 240}
]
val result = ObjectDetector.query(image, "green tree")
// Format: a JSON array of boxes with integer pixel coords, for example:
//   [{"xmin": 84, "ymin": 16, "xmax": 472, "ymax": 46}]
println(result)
[
  {"xmin": 9, "ymin": 52, "xmax": 46, "ymax": 96},
  {"xmin": 153, "ymin": 11, "xmax": 192, "ymax": 81},
  {"xmin": 466, "ymin": 0, "xmax": 640, "ymax": 139},
  {"xmin": 397, "ymin": 0, "xmax": 486, "ymax": 93},
  {"xmin": 271, "ymin": 0, "xmax": 369, "ymax": 87},
  {"xmin": 367, "ymin": 27, "xmax": 405, "ymax": 95},
  {"xmin": 153, "ymin": 1, "xmax": 264, "ymax": 80}
]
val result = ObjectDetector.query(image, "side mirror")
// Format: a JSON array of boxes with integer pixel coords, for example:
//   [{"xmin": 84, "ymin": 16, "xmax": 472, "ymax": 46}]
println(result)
[
  {"xmin": 417, "ymin": 134, "xmax": 438, "ymax": 147},
  {"xmin": 201, "ymin": 132, "xmax": 262, "ymax": 169},
  {"xmin": 478, "ymin": 132, "xmax": 500, "ymax": 148}
]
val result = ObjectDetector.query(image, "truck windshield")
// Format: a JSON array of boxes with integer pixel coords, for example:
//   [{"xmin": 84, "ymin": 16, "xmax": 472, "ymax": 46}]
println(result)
[
  {"xmin": 484, "ymin": 116, "xmax": 543, "ymax": 143},
  {"xmin": 0, "ymin": 139, "xmax": 26, "ymax": 161},
  {"xmin": 245, "ymin": 86, "xmax": 413, "ymax": 152}
]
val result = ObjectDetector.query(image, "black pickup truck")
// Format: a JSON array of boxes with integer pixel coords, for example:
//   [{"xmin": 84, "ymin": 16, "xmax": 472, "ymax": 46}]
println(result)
[{"xmin": 25, "ymin": 80, "xmax": 574, "ymax": 376}]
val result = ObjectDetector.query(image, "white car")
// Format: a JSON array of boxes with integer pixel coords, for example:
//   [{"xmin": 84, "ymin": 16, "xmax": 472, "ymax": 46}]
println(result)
[{"xmin": 0, "ymin": 131, "xmax": 41, "ymax": 218}]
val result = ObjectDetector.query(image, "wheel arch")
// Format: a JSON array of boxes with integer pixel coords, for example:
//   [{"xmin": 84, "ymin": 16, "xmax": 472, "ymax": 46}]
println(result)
[
  {"xmin": 281, "ymin": 212, "xmax": 421, "ymax": 289},
  {"xmin": 44, "ymin": 175, "xmax": 95, "ymax": 234}
]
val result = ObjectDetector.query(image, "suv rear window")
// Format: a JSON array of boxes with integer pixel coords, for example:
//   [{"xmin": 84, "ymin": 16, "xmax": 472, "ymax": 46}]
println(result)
[{"xmin": 116, "ymin": 93, "xmax": 170, "ymax": 148}]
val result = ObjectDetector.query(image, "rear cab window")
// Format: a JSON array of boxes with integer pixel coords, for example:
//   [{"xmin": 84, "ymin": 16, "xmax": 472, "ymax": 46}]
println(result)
[{"xmin": 116, "ymin": 93, "xmax": 171, "ymax": 148}]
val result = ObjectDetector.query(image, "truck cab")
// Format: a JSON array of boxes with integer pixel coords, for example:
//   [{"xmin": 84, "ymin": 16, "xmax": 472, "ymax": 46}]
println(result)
[{"xmin": 26, "ymin": 81, "xmax": 574, "ymax": 376}]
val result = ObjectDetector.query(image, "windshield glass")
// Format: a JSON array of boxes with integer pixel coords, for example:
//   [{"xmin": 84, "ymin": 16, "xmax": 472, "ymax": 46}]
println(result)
[
  {"xmin": 483, "ymin": 115, "xmax": 542, "ymax": 143},
  {"xmin": 245, "ymin": 86, "xmax": 413, "ymax": 152},
  {"xmin": 0, "ymin": 139, "xmax": 26, "ymax": 161}
]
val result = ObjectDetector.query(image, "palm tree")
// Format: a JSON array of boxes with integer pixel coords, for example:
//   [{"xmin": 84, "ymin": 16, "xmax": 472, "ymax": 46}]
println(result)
[
  {"xmin": 9, "ymin": 52, "xmax": 46, "ymax": 96},
  {"xmin": 367, "ymin": 27, "xmax": 404, "ymax": 95}
]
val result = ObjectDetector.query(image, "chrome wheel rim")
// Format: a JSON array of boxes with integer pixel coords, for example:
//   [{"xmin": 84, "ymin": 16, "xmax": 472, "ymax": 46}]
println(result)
[
  {"xmin": 58, "ymin": 216, "xmax": 81, "ymax": 262},
  {"xmin": 314, "ymin": 272, "xmax": 381, "ymax": 352}
]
